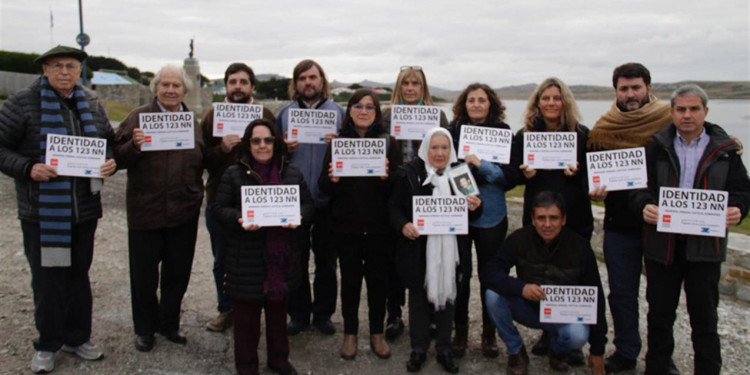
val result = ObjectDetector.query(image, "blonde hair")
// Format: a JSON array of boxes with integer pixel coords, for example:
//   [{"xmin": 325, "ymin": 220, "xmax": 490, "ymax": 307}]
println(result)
[
  {"xmin": 523, "ymin": 77, "xmax": 581, "ymax": 131},
  {"xmin": 390, "ymin": 67, "xmax": 434, "ymax": 105}
]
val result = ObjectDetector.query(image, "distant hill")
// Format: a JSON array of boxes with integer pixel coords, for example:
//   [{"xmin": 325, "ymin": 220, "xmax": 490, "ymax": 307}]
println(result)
[{"xmin": 495, "ymin": 81, "xmax": 750, "ymax": 101}]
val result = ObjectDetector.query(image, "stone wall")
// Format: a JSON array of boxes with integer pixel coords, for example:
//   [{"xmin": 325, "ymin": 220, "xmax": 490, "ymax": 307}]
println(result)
[
  {"xmin": 93, "ymin": 84, "xmax": 152, "ymax": 107},
  {"xmin": 0, "ymin": 71, "xmax": 38, "ymax": 96}
]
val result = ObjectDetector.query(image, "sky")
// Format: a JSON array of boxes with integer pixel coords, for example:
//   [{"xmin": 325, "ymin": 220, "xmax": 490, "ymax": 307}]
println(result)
[{"xmin": 1, "ymin": 0, "xmax": 748, "ymax": 90}]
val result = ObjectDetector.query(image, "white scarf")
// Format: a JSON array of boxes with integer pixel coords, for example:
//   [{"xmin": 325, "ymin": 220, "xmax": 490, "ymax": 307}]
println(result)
[{"xmin": 418, "ymin": 128, "xmax": 459, "ymax": 310}]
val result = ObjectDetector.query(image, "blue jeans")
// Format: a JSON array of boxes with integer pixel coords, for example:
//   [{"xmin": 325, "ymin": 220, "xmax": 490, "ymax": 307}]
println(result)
[
  {"xmin": 485, "ymin": 289, "xmax": 589, "ymax": 355},
  {"xmin": 603, "ymin": 230, "xmax": 643, "ymax": 360},
  {"xmin": 205, "ymin": 205, "xmax": 231, "ymax": 313}
]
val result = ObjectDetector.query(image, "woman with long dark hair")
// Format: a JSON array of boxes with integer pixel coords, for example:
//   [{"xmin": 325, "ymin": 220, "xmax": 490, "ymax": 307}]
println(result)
[
  {"xmin": 319, "ymin": 89, "xmax": 402, "ymax": 360},
  {"xmin": 212, "ymin": 119, "xmax": 313, "ymax": 375}
]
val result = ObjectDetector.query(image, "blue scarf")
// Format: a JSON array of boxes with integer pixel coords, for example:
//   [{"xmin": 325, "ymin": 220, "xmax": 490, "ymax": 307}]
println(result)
[{"xmin": 38, "ymin": 77, "xmax": 98, "ymax": 267}]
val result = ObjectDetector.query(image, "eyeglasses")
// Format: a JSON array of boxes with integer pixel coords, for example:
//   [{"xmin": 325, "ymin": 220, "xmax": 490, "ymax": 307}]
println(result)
[
  {"xmin": 352, "ymin": 104, "xmax": 377, "ymax": 112},
  {"xmin": 250, "ymin": 136, "xmax": 275, "ymax": 145},
  {"xmin": 400, "ymin": 65, "xmax": 423, "ymax": 71},
  {"xmin": 46, "ymin": 62, "xmax": 82, "ymax": 71}
]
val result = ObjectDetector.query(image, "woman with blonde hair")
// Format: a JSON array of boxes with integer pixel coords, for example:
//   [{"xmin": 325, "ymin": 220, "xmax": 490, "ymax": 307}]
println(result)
[{"xmin": 510, "ymin": 77, "xmax": 593, "ymax": 365}]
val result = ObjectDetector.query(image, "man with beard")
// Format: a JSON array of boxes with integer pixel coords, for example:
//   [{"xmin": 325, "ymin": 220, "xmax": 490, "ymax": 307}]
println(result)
[
  {"xmin": 276, "ymin": 59, "xmax": 344, "ymax": 335},
  {"xmin": 587, "ymin": 63, "xmax": 671, "ymax": 373},
  {"xmin": 202, "ymin": 63, "xmax": 275, "ymax": 332}
]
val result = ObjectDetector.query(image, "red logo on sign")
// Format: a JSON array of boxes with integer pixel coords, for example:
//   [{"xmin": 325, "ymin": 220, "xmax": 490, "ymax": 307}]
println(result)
[
  {"xmin": 528, "ymin": 154, "xmax": 535, "ymax": 161},
  {"xmin": 336, "ymin": 161, "xmax": 343, "ymax": 169},
  {"xmin": 50, "ymin": 158, "xmax": 58, "ymax": 166},
  {"xmin": 463, "ymin": 145, "xmax": 470, "ymax": 152},
  {"xmin": 417, "ymin": 219, "xmax": 424, "ymax": 226},
  {"xmin": 145, "ymin": 136, "xmax": 152, "ymax": 143},
  {"xmin": 217, "ymin": 122, "xmax": 224, "ymax": 130},
  {"xmin": 663, "ymin": 215, "xmax": 671, "ymax": 223},
  {"xmin": 593, "ymin": 176, "xmax": 600, "ymax": 183},
  {"xmin": 292, "ymin": 128, "xmax": 298, "ymax": 136},
  {"xmin": 394, "ymin": 125, "xmax": 401, "ymax": 133},
  {"xmin": 247, "ymin": 210, "xmax": 254, "ymax": 218},
  {"xmin": 544, "ymin": 307, "xmax": 551, "ymax": 315}
]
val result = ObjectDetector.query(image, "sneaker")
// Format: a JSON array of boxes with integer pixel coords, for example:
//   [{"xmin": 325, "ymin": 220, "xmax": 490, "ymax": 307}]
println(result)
[
  {"xmin": 62, "ymin": 341, "xmax": 104, "ymax": 361},
  {"xmin": 206, "ymin": 310, "xmax": 233, "ymax": 332},
  {"xmin": 30, "ymin": 351, "xmax": 55, "ymax": 374}
]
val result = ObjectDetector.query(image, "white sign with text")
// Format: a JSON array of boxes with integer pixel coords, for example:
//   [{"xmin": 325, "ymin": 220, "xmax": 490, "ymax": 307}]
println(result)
[
  {"xmin": 390, "ymin": 105, "xmax": 441, "ymax": 140},
  {"xmin": 45, "ymin": 134, "xmax": 106, "ymax": 178},
  {"xmin": 657, "ymin": 187, "xmax": 728, "ymax": 238},
  {"xmin": 287, "ymin": 109, "xmax": 338, "ymax": 144},
  {"xmin": 212, "ymin": 103, "xmax": 264, "ymax": 136},
  {"xmin": 412, "ymin": 196, "xmax": 468, "ymax": 235},
  {"xmin": 539, "ymin": 285, "xmax": 598, "ymax": 325},
  {"xmin": 241, "ymin": 185, "xmax": 301, "ymax": 227},
  {"xmin": 586, "ymin": 147, "xmax": 648, "ymax": 191},
  {"xmin": 457, "ymin": 125, "xmax": 513, "ymax": 164},
  {"xmin": 331, "ymin": 138, "xmax": 387, "ymax": 177},
  {"xmin": 139, "ymin": 112, "xmax": 195, "ymax": 151},
  {"xmin": 523, "ymin": 132, "xmax": 577, "ymax": 169}
]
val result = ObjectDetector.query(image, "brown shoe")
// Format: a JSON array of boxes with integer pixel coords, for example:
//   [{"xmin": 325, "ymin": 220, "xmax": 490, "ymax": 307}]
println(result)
[
  {"xmin": 205, "ymin": 310, "xmax": 233, "ymax": 332},
  {"xmin": 340, "ymin": 334, "xmax": 357, "ymax": 360},
  {"xmin": 451, "ymin": 324, "xmax": 468, "ymax": 357},
  {"xmin": 549, "ymin": 351, "xmax": 570, "ymax": 372},
  {"xmin": 507, "ymin": 345, "xmax": 529, "ymax": 375},
  {"xmin": 481, "ymin": 323, "xmax": 500, "ymax": 358},
  {"xmin": 370, "ymin": 334, "xmax": 391, "ymax": 359}
]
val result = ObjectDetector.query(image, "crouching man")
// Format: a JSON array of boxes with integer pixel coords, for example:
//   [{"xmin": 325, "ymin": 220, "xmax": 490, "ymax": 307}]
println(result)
[{"xmin": 480, "ymin": 191, "xmax": 606, "ymax": 375}]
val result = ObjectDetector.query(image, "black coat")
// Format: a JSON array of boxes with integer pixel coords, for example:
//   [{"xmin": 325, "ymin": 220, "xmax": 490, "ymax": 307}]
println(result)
[
  {"xmin": 211, "ymin": 155, "xmax": 314, "ymax": 302},
  {"xmin": 388, "ymin": 158, "xmax": 481, "ymax": 288},
  {"xmin": 0, "ymin": 77, "xmax": 114, "ymax": 223}
]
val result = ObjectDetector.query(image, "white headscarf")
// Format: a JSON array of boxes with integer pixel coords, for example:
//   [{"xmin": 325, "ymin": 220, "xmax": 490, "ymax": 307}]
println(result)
[{"xmin": 417, "ymin": 127, "xmax": 459, "ymax": 310}]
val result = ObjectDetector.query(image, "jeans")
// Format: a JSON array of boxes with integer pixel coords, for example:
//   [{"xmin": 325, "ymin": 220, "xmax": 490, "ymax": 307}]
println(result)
[
  {"xmin": 485, "ymin": 289, "xmax": 589, "ymax": 355},
  {"xmin": 603, "ymin": 230, "xmax": 643, "ymax": 360},
  {"xmin": 205, "ymin": 205, "xmax": 231, "ymax": 313}
]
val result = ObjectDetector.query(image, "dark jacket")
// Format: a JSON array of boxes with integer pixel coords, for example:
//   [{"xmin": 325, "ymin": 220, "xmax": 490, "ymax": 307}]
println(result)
[
  {"xmin": 211, "ymin": 154, "xmax": 313, "ymax": 302},
  {"xmin": 202, "ymin": 104, "xmax": 276, "ymax": 203},
  {"xmin": 0, "ymin": 77, "xmax": 114, "ymax": 222},
  {"xmin": 319, "ymin": 122, "xmax": 403, "ymax": 235},
  {"xmin": 480, "ymin": 226, "xmax": 608, "ymax": 355},
  {"xmin": 388, "ymin": 158, "xmax": 482, "ymax": 288},
  {"xmin": 114, "ymin": 98, "xmax": 205, "ymax": 229},
  {"xmin": 511, "ymin": 119, "xmax": 594, "ymax": 238},
  {"xmin": 631, "ymin": 122, "xmax": 750, "ymax": 265}
]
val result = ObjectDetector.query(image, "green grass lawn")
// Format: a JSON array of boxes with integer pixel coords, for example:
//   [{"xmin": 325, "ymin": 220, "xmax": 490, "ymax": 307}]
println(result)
[
  {"xmin": 505, "ymin": 185, "xmax": 750, "ymax": 235},
  {"xmin": 102, "ymin": 99, "xmax": 134, "ymax": 122}
]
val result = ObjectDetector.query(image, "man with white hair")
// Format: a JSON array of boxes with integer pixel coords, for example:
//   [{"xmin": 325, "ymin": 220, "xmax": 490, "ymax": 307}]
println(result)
[{"xmin": 114, "ymin": 64, "xmax": 205, "ymax": 353}]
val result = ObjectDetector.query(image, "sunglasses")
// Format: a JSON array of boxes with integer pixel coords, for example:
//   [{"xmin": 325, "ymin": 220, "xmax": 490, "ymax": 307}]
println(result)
[
  {"xmin": 400, "ymin": 65, "xmax": 423, "ymax": 71},
  {"xmin": 250, "ymin": 136, "xmax": 275, "ymax": 145}
]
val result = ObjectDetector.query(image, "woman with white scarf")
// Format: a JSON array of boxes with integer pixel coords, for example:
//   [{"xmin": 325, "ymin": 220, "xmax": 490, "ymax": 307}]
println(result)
[{"xmin": 389, "ymin": 127, "xmax": 482, "ymax": 373}]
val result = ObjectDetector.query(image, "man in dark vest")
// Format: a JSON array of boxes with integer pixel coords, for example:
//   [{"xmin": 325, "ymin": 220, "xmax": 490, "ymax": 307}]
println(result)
[
  {"xmin": 481, "ymin": 191, "xmax": 606, "ymax": 375},
  {"xmin": 0, "ymin": 45, "xmax": 116, "ymax": 373}
]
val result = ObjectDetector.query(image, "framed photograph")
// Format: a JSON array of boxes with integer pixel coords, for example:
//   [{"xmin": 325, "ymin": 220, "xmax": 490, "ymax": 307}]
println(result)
[{"xmin": 447, "ymin": 163, "xmax": 479, "ymax": 196}]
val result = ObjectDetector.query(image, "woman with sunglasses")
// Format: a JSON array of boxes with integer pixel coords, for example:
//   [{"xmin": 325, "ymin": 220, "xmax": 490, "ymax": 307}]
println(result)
[
  {"xmin": 448, "ymin": 83, "xmax": 521, "ymax": 359},
  {"xmin": 319, "ymin": 89, "xmax": 402, "ymax": 360},
  {"xmin": 212, "ymin": 118, "xmax": 313, "ymax": 375},
  {"xmin": 382, "ymin": 65, "xmax": 449, "ymax": 340}
]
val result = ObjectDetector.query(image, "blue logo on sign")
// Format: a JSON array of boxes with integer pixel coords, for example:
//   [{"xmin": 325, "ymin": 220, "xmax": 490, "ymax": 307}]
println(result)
[
  {"xmin": 577, "ymin": 317, "xmax": 584, "ymax": 322},
  {"xmin": 627, "ymin": 181, "xmax": 634, "ymax": 187},
  {"xmin": 281, "ymin": 218, "xmax": 288, "ymax": 224},
  {"xmin": 319, "ymin": 137, "xmax": 325, "ymax": 142},
  {"xmin": 367, "ymin": 169, "xmax": 374, "ymax": 174},
  {"xmin": 176, "ymin": 142, "xmax": 183, "ymax": 147},
  {"xmin": 492, "ymin": 156, "xmax": 498, "ymax": 160},
  {"xmin": 84, "ymin": 169, "xmax": 92, "ymax": 175},
  {"xmin": 701, "ymin": 227, "xmax": 710, "ymax": 233},
  {"xmin": 449, "ymin": 227, "xmax": 456, "ymax": 232},
  {"xmin": 558, "ymin": 162, "xmax": 565, "ymax": 167}
]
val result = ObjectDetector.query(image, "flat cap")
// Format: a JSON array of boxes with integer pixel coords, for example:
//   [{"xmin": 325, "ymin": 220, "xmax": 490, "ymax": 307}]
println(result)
[{"xmin": 34, "ymin": 45, "xmax": 88, "ymax": 64}]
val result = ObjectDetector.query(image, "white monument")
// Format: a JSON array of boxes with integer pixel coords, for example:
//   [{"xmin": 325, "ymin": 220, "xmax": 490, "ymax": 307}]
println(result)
[{"xmin": 183, "ymin": 39, "xmax": 202, "ymax": 115}]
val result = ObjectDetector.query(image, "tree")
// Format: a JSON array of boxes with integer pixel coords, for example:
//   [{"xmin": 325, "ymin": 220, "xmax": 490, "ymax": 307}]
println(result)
[{"xmin": 255, "ymin": 78, "xmax": 290, "ymax": 100}]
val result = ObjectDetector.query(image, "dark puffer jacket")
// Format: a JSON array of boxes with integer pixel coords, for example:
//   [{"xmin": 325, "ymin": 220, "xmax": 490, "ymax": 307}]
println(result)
[
  {"xmin": 0, "ymin": 77, "xmax": 114, "ymax": 222},
  {"xmin": 211, "ymin": 155, "xmax": 313, "ymax": 302}
]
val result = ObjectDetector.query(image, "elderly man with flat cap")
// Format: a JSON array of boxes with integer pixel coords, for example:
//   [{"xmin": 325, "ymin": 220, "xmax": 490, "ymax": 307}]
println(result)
[{"xmin": 0, "ymin": 45, "xmax": 117, "ymax": 373}]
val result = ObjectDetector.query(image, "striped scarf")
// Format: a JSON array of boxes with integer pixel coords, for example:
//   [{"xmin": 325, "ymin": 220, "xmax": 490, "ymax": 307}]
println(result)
[{"xmin": 39, "ymin": 76, "xmax": 98, "ymax": 267}]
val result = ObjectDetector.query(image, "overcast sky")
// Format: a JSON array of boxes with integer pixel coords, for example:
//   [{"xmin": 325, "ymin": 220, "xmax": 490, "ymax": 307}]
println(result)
[{"xmin": 1, "ymin": 0, "xmax": 748, "ymax": 90}]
